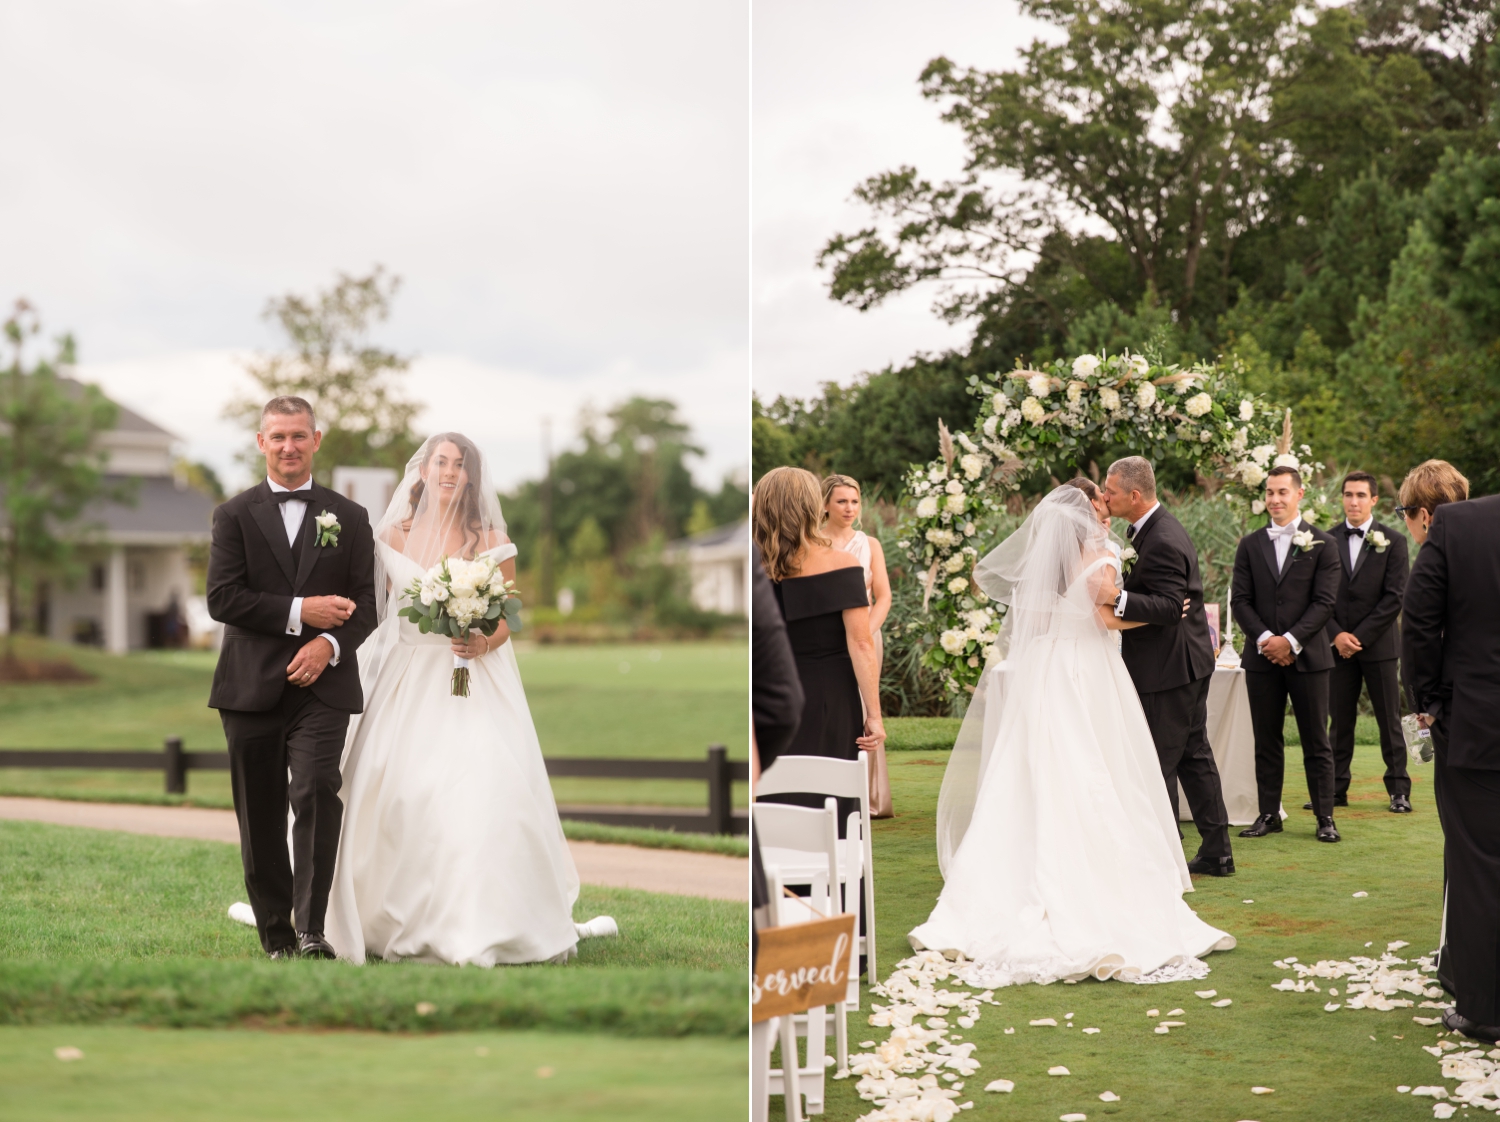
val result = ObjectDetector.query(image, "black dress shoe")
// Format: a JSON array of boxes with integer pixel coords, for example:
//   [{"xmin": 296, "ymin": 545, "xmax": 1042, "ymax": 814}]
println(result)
[
  {"xmin": 1186, "ymin": 855, "xmax": 1236, "ymax": 877},
  {"xmin": 1239, "ymin": 813, "xmax": 1283, "ymax": 837},
  {"xmin": 297, "ymin": 932, "xmax": 336, "ymax": 960},
  {"xmin": 1444, "ymin": 1008, "xmax": 1500, "ymax": 1043},
  {"xmin": 267, "ymin": 946, "xmax": 298, "ymax": 961},
  {"xmin": 1302, "ymin": 801, "xmax": 1312, "ymax": 811},
  {"xmin": 1316, "ymin": 816, "xmax": 1341, "ymax": 843},
  {"xmin": 1390, "ymin": 794, "xmax": 1413, "ymax": 813}
]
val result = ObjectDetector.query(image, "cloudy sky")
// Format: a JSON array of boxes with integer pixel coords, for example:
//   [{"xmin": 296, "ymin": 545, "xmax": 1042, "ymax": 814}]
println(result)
[
  {"xmin": 0, "ymin": 1, "xmax": 747, "ymax": 492},
  {"xmin": 752, "ymin": 0, "xmax": 1049, "ymax": 403}
]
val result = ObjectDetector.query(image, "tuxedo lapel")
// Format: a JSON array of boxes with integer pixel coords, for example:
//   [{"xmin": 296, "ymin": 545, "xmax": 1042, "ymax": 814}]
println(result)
[
  {"xmin": 1258, "ymin": 526, "xmax": 1288, "ymax": 587},
  {"xmin": 1334, "ymin": 524, "xmax": 1355, "ymax": 577},
  {"xmin": 249, "ymin": 484, "xmax": 297, "ymax": 586},
  {"xmin": 1350, "ymin": 531, "xmax": 1374, "ymax": 581},
  {"xmin": 291, "ymin": 489, "xmax": 323, "ymax": 594}
]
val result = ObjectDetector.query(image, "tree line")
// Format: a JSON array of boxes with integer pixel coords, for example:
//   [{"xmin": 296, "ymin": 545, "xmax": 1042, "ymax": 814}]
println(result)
[{"xmin": 756, "ymin": 0, "xmax": 1500, "ymax": 497}]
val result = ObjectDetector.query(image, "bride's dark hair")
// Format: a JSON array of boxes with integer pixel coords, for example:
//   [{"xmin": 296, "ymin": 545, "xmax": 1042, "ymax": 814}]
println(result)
[{"xmin": 404, "ymin": 433, "xmax": 487, "ymax": 556}]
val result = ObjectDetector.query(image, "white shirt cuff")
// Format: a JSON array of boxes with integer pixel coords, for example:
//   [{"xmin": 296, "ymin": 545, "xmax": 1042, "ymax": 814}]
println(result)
[
  {"xmin": 287, "ymin": 597, "xmax": 304, "ymax": 636},
  {"xmin": 321, "ymin": 633, "xmax": 341, "ymax": 666},
  {"xmin": 1256, "ymin": 629, "xmax": 1273, "ymax": 648},
  {"xmin": 1114, "ymin": 590, "xmax": 1128, "ymax": 617},
  {"xmin": 1284, "ymin": 632, "xmax": 1302, "ymax": 656}
]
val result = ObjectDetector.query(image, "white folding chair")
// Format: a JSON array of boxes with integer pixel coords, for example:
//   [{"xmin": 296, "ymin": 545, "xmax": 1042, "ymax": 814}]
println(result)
[
  {"xmin": 753, "ymin": 800, "xmax": 839, "ymax": 1117},
  {"xmin": 756, "ymin": 751, "xmax": 877, "ymax": 987}
]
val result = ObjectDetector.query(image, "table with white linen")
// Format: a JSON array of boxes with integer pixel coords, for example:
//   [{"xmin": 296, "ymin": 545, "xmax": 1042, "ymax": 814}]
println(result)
[{"xmin": 1176, "ymin": 664, "xmax": 1279, "ymax": 826}]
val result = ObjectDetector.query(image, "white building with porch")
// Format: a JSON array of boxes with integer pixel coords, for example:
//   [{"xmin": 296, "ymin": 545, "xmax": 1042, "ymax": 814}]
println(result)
[
  {"xmin": 2, "ymin": 383, "xmax": 218, "ymax": 653},
  {"xmin": 663, "ymin": 519, "xmax": 748, "ymax": 617}
]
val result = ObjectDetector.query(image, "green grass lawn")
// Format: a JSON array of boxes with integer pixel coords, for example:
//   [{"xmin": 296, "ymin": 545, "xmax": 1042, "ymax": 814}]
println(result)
[
  {"xmin": 0, "ymin": 819, "xmax": 745, "ymax": 1037},
  {"xmin": 0, "ymin": 1026, "xmax": 744, "ymax": 1121},
  {"xmin": 0, "ymin": 637, "xmax": 746, "ymax": 812},
  {"xmin": 886, "ymin": 712, "xmax": 1390, "ymax": 751},
  {"xmin": 788, "ymin": 742, "xmax": 1450, "ymax": 1121}
]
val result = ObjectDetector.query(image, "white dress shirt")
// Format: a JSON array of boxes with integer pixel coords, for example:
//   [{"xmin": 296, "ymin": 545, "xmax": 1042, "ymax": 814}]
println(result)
[
  {"xmin": 267, "ymin": 477, "xmax": 339, "ymax": 665},
  {"xmin": 1258, "ymin": 517, "xmax": 1303, "ymax": 657},
  {"xmin": 1345, "ymin": 516, "xmax": 1373, "ymax": 569},
  {"xmin": 1113, "ymin": 501, "xmax": 1160, "ymax": 617}
]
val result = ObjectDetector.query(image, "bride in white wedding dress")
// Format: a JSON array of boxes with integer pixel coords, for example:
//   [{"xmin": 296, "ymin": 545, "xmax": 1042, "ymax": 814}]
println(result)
[
  {"xmin": 909, "ymin": 486, "xmax": 1234, "ymax": 986},
  {"xmin": 324, "ymin": 433, "xmax": 605, "ymax": 966}
]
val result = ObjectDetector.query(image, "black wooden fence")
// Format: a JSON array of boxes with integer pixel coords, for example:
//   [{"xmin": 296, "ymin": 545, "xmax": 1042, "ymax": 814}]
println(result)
[{"xmin": 0, "ymin": 741, "xmax": 748, "ymax": 836}]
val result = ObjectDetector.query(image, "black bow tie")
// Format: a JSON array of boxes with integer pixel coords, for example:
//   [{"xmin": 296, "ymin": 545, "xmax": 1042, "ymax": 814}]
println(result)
[
  {"xmin": 1347, "ymin": 526, "xmax": 1365, "ymax": 538},
  {"xmin": 270, "ymin": 488, "xmax": 310, "ymax": 505}
]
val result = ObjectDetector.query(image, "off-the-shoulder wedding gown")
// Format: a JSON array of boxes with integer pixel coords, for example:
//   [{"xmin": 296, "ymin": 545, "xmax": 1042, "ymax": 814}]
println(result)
[{"xmin": 325, "ymin": 543, "xmax": 581, "ymax": 966}]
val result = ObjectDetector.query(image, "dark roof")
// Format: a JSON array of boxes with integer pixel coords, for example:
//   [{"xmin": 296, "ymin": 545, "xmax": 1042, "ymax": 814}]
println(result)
[
  {"xmin": 89, "ymin": 475, "xmax": 217, "ymax": 536},
  {"xmin": 667, "ymin": 519, "xmax": 747, "ymax": 551},
  {"xmin": 58, "ymin": 376, "xmax": 175, "ymax": 437}
]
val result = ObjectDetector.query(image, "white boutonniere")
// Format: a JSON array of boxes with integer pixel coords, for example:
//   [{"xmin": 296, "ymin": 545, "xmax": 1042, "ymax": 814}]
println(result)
[
  {"xmin": 1291, "ymin": 527, "xmax": 1319, "ymax": 553},
  {"xmin": 314, "ymin": 510, "xmax": 341, "ymax": 548},
  {"xmin": 1368, "ymin": 529, "xmax": 1390, "ymax": 553},
  {"xmin": 1119, "ymin": 545, "xmax": 1138, "ymax": 573}
]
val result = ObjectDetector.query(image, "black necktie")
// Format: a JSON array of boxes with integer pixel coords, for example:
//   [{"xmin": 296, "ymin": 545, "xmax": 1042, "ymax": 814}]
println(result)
[
  {"xmin": 1126, "ymin": 524, "xmax": 1137, "ymax": 540},
  {"xmin": 1348, "ymin": 526, "xmax": 1365, "ymax": 538},
  {"xmin": 270, "ymin": 489, "xmax": 309, "ymax": 504}
]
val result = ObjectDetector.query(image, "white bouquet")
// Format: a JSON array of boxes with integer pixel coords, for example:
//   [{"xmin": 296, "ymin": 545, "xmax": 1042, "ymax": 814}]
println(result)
[{"xmin": 397, "ymin": 555, "xmax": 523, "ymax": 697}]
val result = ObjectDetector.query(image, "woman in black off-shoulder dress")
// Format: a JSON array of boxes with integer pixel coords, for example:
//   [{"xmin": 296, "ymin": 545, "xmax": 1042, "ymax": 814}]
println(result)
[{"xmin": 752, "ymin": 467, "xmax": 885, "ymax": 824}]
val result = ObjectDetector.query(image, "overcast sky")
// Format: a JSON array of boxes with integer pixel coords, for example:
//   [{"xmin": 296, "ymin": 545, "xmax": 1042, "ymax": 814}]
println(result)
[
  {"xmin": 0, "ymin": 1, "xmax": 747, "ymax": 493},
  {"xmin": 752, "ymin": 0, "xmax": 1050, "ymax": 403}
]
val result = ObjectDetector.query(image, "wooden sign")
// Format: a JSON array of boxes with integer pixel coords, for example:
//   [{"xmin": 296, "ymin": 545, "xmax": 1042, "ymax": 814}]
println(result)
[{"xmin": 752, "ymin": 913, "xmax": 857, "ymax": 1023}]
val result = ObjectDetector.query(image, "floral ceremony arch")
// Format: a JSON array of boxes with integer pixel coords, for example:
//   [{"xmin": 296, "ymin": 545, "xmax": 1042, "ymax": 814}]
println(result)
[{"xmin": 895, "ymin": 350, "xmax": 1329, "ymax": 698}]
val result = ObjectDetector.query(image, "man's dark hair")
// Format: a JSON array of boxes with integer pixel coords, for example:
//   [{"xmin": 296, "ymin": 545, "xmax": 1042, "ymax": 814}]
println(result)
[
  {"xmin": 1340, "ymin": 470, "xmax": 1378, "ymax": 497},
  {"xmin": 1267, "ymin": 464, "xmax": 1303, "ymax": 489}
]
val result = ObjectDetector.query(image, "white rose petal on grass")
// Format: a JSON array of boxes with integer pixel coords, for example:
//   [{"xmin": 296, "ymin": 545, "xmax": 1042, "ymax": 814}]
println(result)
[
  {"xmin": 1433, "ymin": 1103, "xmax": 1457, "ymax": 1119},
  {"xmin": 1213, "ymin": 999, "xmax": 1233, "ymax": 1008},
  {"xmin": 1146, "ymin": 1008, "xmax": 1159, "ymax": 1017},
  {"xmin": 1005, "ymin": 1027, "xmax": 1015, "ymax": 1034},
  {"xmin": 1099, "ymin": 1091, "xmax": 1120, "ymax": 1102},
  {"xmin": 1414, "ymin": 1016, "xmax": 1443, "ymax": 1026},
  {"xmin": 860, "ymin": 1040, "xmax": 876, "ymax": 1048},
  {"xmin": 1082, "ymin": 1028, "xmax": 1100, "ymax": 1034},
  {"xmin": 535, "ymin": 1067, "xmax": 554, "ymax": 1079},
  {"xmin": 1412, "ymin": 1086, "xmax": 1449, "ymax": 1098},
  {"xmin": 53, "ymin": 1047, "xmax": 83, "ymax": 1062},
  {"xmin": 1324, "ymin": 1003, "xmax": 1342, "ymax": 1012},
  {"xmin": 1061, "ymin": 1114, "xmax": 1088, "ymax": 1122},
  {"xmin": 985, "ymin": 1079, "xmax": 1015, "ymax": 1093},
  {"xmin": 1048, "ymin": 1066, "xmax": 1070, "ymax": 1076},
  {"xmin": 1159, "ymin": 1021, "xmax": 1186, "ymax": 1028},
  {"xmin": 1030, "ymin": 1018, "xmax": 1058, "ymax": 1027},
  {"xmin": 1389, "ymin": 940, "xmax": 1411, "ymax": 951},
  {"xmin": 1243, "ymin": 899, "xmax": 1254, "ymax": 904},
  {"xmin": 1195, "ymin": 990, "xmax": 1217, "ymax": 999},
  {"xmin": 1353, "ymin": 891, "xmax": 1369, "ymax": 898},
  {"xmin": 1166, "ymin": 1008, "xmax": 1184, "ymax": 1016},
  {"xmin": 1154, "ymin": 1026, "xmax": 1171, "ymax": 1034},
  {"xmin": 1398, "ymin": 1085, "xmax": 1412, "ymax": 1093},
  {"xmin": 1251, "ymin": 1087, "xmax": 1275, "ymax": 1094}
]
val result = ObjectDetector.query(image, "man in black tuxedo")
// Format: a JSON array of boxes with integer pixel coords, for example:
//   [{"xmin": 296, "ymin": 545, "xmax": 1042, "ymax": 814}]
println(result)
[
  {"xmin": 1403, "ymin": 487, "xmax": 1500, "ymax": 1041},
  {"xmin": 1103, "ymin": 457, "xmax": 1234, "ymax": 876},
  {"xmin": 1319, "ymin": 471, "xmax": 1411, "ymax": 814},
  {"xmin": 207, "ymin": 397, "xmax": 376, "ymax": 959},
  {"xmin": 1231, "ymin": 465, "xmax": 1343, "ymax": 842}
]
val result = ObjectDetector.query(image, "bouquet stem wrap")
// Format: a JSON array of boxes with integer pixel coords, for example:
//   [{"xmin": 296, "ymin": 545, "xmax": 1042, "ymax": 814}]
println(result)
[{"xmin": 452, "ymin": 655, "xmax": 472, "ymax": 697}]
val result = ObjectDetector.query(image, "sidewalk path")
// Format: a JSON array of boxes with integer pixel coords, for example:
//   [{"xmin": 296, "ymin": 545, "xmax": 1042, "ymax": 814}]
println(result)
[{"xmin": 0, "ymin": 796, "xmax": 746, "ymax": 902}]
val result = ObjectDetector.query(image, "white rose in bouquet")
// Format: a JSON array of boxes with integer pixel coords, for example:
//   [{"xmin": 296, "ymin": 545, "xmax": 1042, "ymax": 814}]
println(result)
[
  {"xmin": 1020, "ymin": 397, "xmax": 1046, "ymax": 424},
  {"xmin": 940, "ymin": 629, "xmax": 968, "ymax": 655},
  {"xmin": 1251, "ymin": 444, "xmax": 1275, "ymax": 467},
  {"xmin": 399, "ymin": 555, "xmax": 523, "ymax": 697},
  {"xmin": 1072, "ymin": 354, "xmax": 1101, "ymax": 378},
  {"xmin": 1273, "ymin": 452, "xmax": 1301, "ymax": 469},
  {"xmin": 1184, "ymin": 392, "xmax": 1213, "ymax": 417},
  {"xmin": 1238, "ymin": 462, "xmax": 1267, "ymax": 488},
  {"xmin": 948, "ymin": 577, "xmax": 969, "ymax": 594},
  {"xmin": 1239, "ymin": 399, "xmax": 1256, "ymax": 421},
  {"xmin": 982, "ymin": 414, "xmax": 999, "ymax": 437}
]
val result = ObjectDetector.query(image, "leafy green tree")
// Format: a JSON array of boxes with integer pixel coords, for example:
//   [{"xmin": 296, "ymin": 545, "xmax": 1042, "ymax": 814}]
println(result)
[
  {"xmin": 0, "ymin": 301, "xmax": 118, "ymax": 659},
  {"xmin": 228, "ymin": 267, "xmax": 424, "ymax": 483}
]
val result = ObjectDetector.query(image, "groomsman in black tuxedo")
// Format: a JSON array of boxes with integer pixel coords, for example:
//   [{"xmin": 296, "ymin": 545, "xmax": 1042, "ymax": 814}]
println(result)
[
  {"xmin": 1103, "ymin": 457, "xmax": 1234, "ymax": 876},
  {"xmin": 1231, "ymin": 465, "xmax": 1343, "ymax": 842},
  {"xmin": 1317, "ymin": 471, "xmax": 1411, "ymax": 814}
]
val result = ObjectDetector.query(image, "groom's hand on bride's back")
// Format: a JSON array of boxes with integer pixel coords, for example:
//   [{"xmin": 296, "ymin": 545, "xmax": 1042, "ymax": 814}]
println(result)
[{"xmin": 300, "ymin": 595, "xmax": 355, "ymax": 629}]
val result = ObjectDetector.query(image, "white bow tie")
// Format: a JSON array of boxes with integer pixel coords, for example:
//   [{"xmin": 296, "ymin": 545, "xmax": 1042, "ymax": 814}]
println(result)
[{"xmin": 1268, "ymin": 521, "xmax": 1298, "ymax": 538}]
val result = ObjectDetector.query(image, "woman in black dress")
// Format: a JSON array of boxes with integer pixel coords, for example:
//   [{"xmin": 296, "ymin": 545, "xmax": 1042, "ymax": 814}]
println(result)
[{"xmin": 752, "ymin": 466, "xmax": 885, "ymax": 785}]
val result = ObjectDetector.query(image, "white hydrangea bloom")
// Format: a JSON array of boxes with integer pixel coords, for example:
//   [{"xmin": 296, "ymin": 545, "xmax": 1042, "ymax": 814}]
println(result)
[
  {"xmin": 939, "ymin": 629, "xmax": 968, "ymax": 655},
  {"xmin": 1066, "ymin": 380, "xmax": 1086, "ymax": 403},
  {"xmin": 928, "ymin": 464, "xmax": 947, "ymax": 482},
  {"xmin": 944, "ymin": 553, "xmax": 968, "ymax": 574},
  {"xmin": 983, "ymin": 644, "xmax": 1000, "ymax": 662},
  {"xmin": 948, "ymin": 577, "xmax": 969, "ymax": 594},
  {"xmin": 1072, "ymin": 354, "xmax": 1101, "ymax": 378},
  {"xmin": 960, "ymin": 453, "xmax": 984, "ymax": 480},
  {"xmin": 1135, "ymin": 382, "xmax": 1157, "ymax": 410},
  {"xmin": 1001, "ymin": 408, "xmax": 1022, "ymax": 433},
  {"xmin": 982, "ymin": 414, "xmax": 999, "ymax": 437},
  {"xmin": 1027, "ymin": 373, "xmax": 1053, "ymax": 397},
  {"xmin": 1020, "ymin": 397, "xmax": 1046, "ymax": 424},
  {"xmin": 1098, "ymin": 387, "xmax": 1121, "ymax": 412},
  {"xmin": 1239, "ymin": 462, "xmax": 1267, "ymax": 488},
  {"xmin": 1184, "ymin": 392, "xmax": 1212, "ymax": 417},
  {"xmin": 1239, "ymin": 399, "xmax": 1256, "ymax": 421},
  {"xmin": 992, "ymin": 392, "xmax": 1009, "ymax": 414},
  {"xmin": 1273, "ymin": 452, "xmax": 1301, "ymax": 468},
  {"xmin": 946, "ymin": 493, "xmax": 966, "ymax": 514},
  {"xmin": 1251, "ymin": 444, "xmax": 1275, "ymax": 467},
  {"xmin": 916, "ymin": 496, "xmax": 939, "ymax": 518}
]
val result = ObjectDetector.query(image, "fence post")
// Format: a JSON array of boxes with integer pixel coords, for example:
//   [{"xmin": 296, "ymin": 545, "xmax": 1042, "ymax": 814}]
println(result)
[
  {"xmin": 707, "ymin": 744, "xmax": 730, "ymax": 835},
  {"xmin": 164, "ymin": 737, "xmax": 186, "ymax": 795}
]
